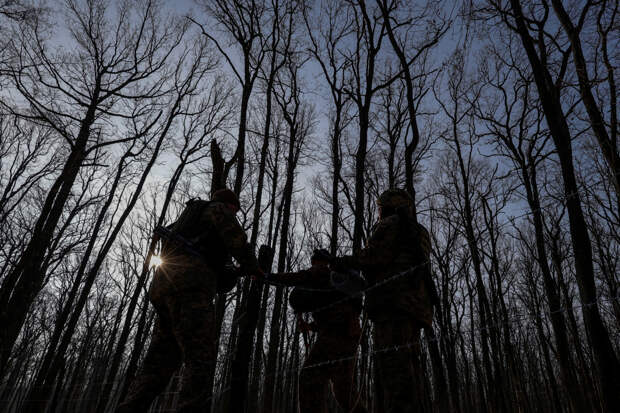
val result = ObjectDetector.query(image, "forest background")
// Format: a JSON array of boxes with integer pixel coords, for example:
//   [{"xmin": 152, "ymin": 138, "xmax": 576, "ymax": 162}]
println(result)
[{"xmin": 0, "ymin": 0, "xmax": 618, "ymax": 412}]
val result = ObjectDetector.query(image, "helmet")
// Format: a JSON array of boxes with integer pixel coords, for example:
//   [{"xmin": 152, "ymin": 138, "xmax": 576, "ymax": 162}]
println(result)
[
  {"xmin": 376, "ymin": 189, "xmax": 412, "ymax": 209},
  {"xmin": 311, "ymin": 248, "xmax": 331, "ymax": 262},
  {"xmin": 212, "ymin": 188, "xmax": 240, "ymax": 210}
]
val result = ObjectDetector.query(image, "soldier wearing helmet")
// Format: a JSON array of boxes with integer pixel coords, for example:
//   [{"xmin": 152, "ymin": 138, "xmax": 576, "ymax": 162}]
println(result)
[
  {"xmin": 118, "ymin": 188, "xmax": 261, "ymax": 413},
  {"xmin": 265, "ymin": 249, "xmax": 367, "ymax": 413},
  {"xmin": 376, "ymin": 188, "xmax": 413, "ymax": 213},
  {"xmin": 334, "ymin": 188, "xmax": 434, "ymax": 413}
]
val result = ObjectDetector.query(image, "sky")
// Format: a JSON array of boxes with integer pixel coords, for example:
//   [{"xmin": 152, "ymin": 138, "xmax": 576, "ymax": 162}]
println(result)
[{"xmin": 23, "ymin": 0, "xmax": 533, "ymax": 228}]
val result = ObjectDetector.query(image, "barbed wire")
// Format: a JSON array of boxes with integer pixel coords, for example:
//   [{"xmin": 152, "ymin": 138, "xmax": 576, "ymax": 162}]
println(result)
[
  {"xmin": 12, "ymin": 218, "xmax": 618, "ymax": 402},
  {"xmin": 2, "ymin": 166, "xmax": 618, "ymax": 409},
  {"xmin": 2, "ymin": 291, "xmax": 617, "ymax": 407},
  {"xmin": 300, "ymin": 294, "xmax": 620, "ymax": 373},
  {"xmin": 136, "ymin": 169, "xmax": 617, "ymax": 407},
  {"xmin": 224, "ymin": 171, "xmax": 617, "ymax": 297},
  {"xmin": 257, "ymin": 277, "xmax": 335, "ymax": 292},
  {"xmin": 256, "ymin": 173, "xmax": 619, "ymax": 312},
  {"xmin": 189, "ymin": 294, "xmax": 620, "ymax": 410}
]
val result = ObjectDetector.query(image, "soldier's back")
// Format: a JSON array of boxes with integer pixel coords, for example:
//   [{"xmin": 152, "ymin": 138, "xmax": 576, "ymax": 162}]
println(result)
[{"xmin": 366, "ymin": 216, "xmax": 432, "ymax": 325}]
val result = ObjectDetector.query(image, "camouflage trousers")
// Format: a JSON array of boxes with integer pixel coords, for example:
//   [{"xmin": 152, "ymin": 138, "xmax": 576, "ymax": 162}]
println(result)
[
  {"xmin": 298, "ymin": 322, "xmax": 367, "ymax": 413},
  {"xmin": 116, "ymin": 290, "xmax": 216, "ymax": 413},
  {"xmin": 373, "ymin": 319, "xmax": 423, "ymax": 413}
]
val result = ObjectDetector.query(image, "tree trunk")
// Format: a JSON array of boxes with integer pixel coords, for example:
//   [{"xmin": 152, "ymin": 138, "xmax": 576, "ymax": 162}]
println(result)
[
  {"xmin": 523, "ymin": 161, "xmax": 586, "ymax": 411},
  {"xmin": 378, "ymin": 0, "xmax": 424, "ymax": 215},
  {"xmin": 352, "ymin": 108, "xmax": 369, "ymax": 253},
  {"xmin": 22, "ymin": 146, "xmax": 135, "ymax": 412},
  {"xmin": 114, "ymin": 300, "xmax": 155, "ymax": 409},
  {"xmin": 509, "ymin": 1, "xmax": 620, "ymax": 409},
  {"xmin": 0, "ymin": 95, "xmax": 99, "ymax": 371},
  {"xmin": 228, "ymin": 42, "xmax": 279, "ymax": 409},
  {"xmin": 263, "ymin": 125, "xmax": 298, "ymax": 413},
  {"xmin": 234, "ymin": 82, "xmax": 252, "ymax": 195},
  {"xmin": 550, "ymin": 0, "xmax": 620, "ymax": 216},
  {"xmin": 330, "ymin": 105, "xmax": 343, "ymax": 255},
  {"xmin": 229, "ymin": 247, "xmax": 274, "ymax": 413},
  {"xmin": 451, "ymin": 123, "xmax": 495, "ymax": 412}
]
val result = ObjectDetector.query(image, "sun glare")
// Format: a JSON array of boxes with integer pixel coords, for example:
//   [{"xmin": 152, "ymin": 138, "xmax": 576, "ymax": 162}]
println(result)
[{"xmin": 150, "ymin": 254, "xmax": 163, "ymax": 268}]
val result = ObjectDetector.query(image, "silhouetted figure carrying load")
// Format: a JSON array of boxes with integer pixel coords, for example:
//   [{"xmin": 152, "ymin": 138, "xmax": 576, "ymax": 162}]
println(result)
[
  {"xmin": 333, "ymin": 189, "xmax": 436, "ymax": 413},
  {"xmin": 117, "ymin": 188, "xmax": 262, "ymax": 413}
]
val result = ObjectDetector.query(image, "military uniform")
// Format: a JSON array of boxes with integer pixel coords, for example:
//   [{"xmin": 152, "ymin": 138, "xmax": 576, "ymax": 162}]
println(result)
[
  {"xmin": 339, "ymin": 189, "xmax": 433, "ymax": 413},
  {"xmin": 269, "ymin": 261, "xmax": 367, "ymax": 413},
  {"xmin": 117, "ymin": 195, "xmax": 258, "ymax": 413}
]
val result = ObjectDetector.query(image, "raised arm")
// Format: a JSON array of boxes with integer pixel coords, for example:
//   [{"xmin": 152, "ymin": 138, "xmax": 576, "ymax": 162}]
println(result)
[
  {"xmin": 208, "ymin": 203, "xmax": 259, "ymax": 272},
  {"xmin": 338, "ymin": 216, "xmax": 399, "ymax": 271}
]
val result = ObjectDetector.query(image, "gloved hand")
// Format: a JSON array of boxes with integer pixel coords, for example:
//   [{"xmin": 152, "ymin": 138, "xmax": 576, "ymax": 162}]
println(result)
[{"xmin": 250, "ymin": 268, "xmax": 265, "ymax": 280}]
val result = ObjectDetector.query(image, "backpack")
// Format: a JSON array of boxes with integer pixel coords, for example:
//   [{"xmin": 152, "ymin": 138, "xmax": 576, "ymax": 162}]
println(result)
[
  {"xmin": 162, "ymin": 199, "xmax": 240, "ymax": 291},
  {"xmin": 169, "ymin": 198, "xmax": 212, "ymax": 241},
  {"xmin": 396, "ymin": 209, "xmax": 440, "ymax": 308}
]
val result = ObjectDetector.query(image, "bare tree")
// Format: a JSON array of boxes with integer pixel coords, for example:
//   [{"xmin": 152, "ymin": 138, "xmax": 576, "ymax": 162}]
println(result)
[
  {"xmin": 0, "ymin": 1, "xmax": 618, "ymax": 412},
  {"xmin": 193, "ymin": 0, "xmax": 268, "ymax": 195},
  {"xmin": 376, "ymin": 0, "xmax": 449, "ymax": 212},
  {"xmin": 341, "ymin": 0, "xmax": 388, "ymax": 252},
  {"xmin": 0, "ymin": 0, "xmax": 192, "ymax": 371},
  {"xmin": 550, "ymin": 0, "xmax": 620, "ymax": 216},
  {"xmin": 478, "ymin": 1, "xmax": 620, "ymax": 409},
  {"xmin": 303, "ymin": 0, "xmax": 355, "ymax": 254},
  {"xmin": 228, "ymin": 1, "xmax": 298, "ymax": 410},
  {"xmin": 473, "ymin": 39, "xmax": 589, "ymax": 411},
  {"xmin": 263, "ymin": 48, "xmax": 315, "ymax": 413},
  {"xmin": 434, "ymin": 50, "xmax": 502, "ymax": 412}
]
